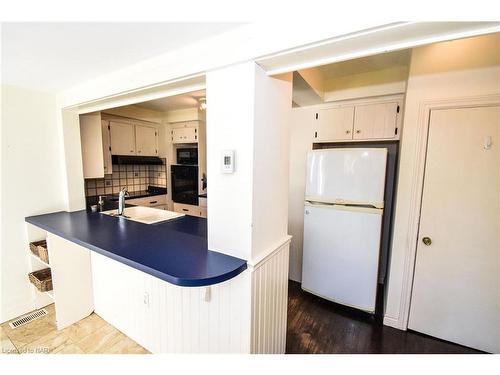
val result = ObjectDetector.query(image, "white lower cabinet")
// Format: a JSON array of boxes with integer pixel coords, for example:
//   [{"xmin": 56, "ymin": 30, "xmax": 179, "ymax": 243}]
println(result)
[
  {"xmin": 90, "ymin": 252, "xmax": 251, "ymax": 353},
  {"xmin": 173, "ymin": 202, "xmax": 206, "ymax": 218},
  {"xmin": 126, "ymin": 195, "xmax": 167, "ymax": 208}
]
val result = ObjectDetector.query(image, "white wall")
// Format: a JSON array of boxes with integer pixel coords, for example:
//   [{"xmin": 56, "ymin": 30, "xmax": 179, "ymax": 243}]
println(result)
[
  {"xmin": 323, "ymin": 66, "xmax": 408, "ymax": 102},
  {"xmin": 206, "ymin": 62, "xmax": 292, "ymax": 262},
  {"xmin": 165, "ymin": 108, "xmax": 202, "ymax": 123},
  {"xmin": 287, "ymin": 107, "xmax": 315, "ymax": 282},
  {"xmin": 103, "ymin": 105, "xmax": 163, "ymax": 124},
  {"xmin": 384, "ymin": 33, "xmax": 500, "ymax": 329},
  {"xmin": 57, "ymin": 22, "xmax": 386, "ymax": 108},
  {"xmin": 206, "ymin": 63, "xmax": 256, "ymax": 260},
  {"xmin": 1, "ymin": 85, "xmax": 66, "ymax": 322},
  {"xmin": 251, "ymin": 70, "xmax": 292, "ymax": 262}
]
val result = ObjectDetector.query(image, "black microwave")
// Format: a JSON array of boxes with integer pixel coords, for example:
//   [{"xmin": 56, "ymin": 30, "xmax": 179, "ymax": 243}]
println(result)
[{"xmin": 176, "ymin": 148, "xmax": 198, "ymax": 165}]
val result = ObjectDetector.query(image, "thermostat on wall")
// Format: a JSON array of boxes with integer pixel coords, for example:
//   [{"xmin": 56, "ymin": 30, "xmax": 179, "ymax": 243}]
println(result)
[{"xmin": 221, "ymin": 150, "xmax": 235, "ymax": 173}]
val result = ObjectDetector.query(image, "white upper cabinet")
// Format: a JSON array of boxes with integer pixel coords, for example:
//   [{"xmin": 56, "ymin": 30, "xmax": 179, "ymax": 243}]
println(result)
[
  {"xmin": 80, "ymin": 113, "xmax": 105, "ymax": 178},
  {"xmin": 135, "ymin": 125, "xmax": 158, "ymax": 156},
  {"xmin": 353, "ymin": 102, "xmax": 399, "ymax": 140},
  {"xmin": 101, "ymin": 121, "xmax": 113, "ymax": 174},
  {"xmin": 316, "ymin": 107, "xmax": 354, "ymax": 141},
  {"xmin": 110, "ymin": 120, "xmax": 159, "ymax": 156},
  {"xmin": 110, "ymin": 121, "xmax": 136, "ymax": 155},
  {"xmin": 171, "ymin": 122, "xmax": 198, "ymax": 144},
  {"xmin": 313, "ymin": 98, "xmax": 402, "ymax": 142}
]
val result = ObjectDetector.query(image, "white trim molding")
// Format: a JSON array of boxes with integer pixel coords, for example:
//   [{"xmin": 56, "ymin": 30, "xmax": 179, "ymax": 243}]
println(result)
[{"xmin": 247, "ymin": 235, "xmax": 292, "ymax": 271}]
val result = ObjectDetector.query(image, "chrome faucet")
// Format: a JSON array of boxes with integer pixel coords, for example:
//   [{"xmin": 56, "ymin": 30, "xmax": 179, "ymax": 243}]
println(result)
[{"xmin": 118, "ymin": 188, "xmax": 129, "ymax": 216}]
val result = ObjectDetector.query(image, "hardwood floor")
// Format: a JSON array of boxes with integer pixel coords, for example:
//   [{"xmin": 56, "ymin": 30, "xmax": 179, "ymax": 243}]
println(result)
[
  {"xmin": 1, "ymin": 304, "xmax": 148, "ymax": 354},
  {"xmin": 286, "ymin": 280, "xmax": 482, "ymax": 354}
]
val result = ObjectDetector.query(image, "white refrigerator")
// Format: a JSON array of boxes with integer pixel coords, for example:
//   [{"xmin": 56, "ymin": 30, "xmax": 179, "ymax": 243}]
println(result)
[{"xmin": 301, "ymin": 148, "xmax": 388, "ymax": 313}]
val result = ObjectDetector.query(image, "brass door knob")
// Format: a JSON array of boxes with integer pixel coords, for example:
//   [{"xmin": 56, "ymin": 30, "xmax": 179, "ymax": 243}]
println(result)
[{"xmin": 422, "ymin": 237, "xmax": 432, "ymax": 246}]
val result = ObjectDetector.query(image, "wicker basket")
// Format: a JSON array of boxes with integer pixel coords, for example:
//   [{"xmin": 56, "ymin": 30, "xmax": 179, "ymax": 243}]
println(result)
[
  {"xmin": 28, "ymin": 268, "xmax": 53, "ymax": 292},
  {"xmin": 29, "ymin": 240, "xmax": 49, "ymax": 264}
]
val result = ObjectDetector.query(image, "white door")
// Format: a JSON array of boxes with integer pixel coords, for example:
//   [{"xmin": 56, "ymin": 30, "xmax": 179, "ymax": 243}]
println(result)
[
  {"xmin": 316, "ymin": 107, "xmax": 354, "ymax": 141},
  {"xmin": 301, "ymin": 203, "xmax": 383, "ymax": 312},
  {"xmin": 353, "ymin": 102, "xmax": 398, "ymax": 139},
  {"xmin": 109, "ymin": 121, "xmax": 136, "ymax": 155},
  {"xmin": 409, "ymin": 106, "xmax": 500, "ymax": 353},
  {"xmin": 305, "ymin": 148, "xmax": 387, "ymax": 207},
  {"xmin": 135, "ymin": 124, "xmax": 158, "ymax": 156}
]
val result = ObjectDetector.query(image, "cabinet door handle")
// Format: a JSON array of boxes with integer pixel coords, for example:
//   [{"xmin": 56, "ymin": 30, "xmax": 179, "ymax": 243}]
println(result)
[
  {"xmin": 345, "ymin": 130, "xmax": 351, "ymax": 134},
  {"xmin": 356, "ymin": 130, "xmax": 361, "ymax": 134},
  {"xmin": 130, "ymin": 150, "xmax": 134, "ymax": 153},
  {"xmin": 149, "ymin": 201, "xmax": 157, "ymax": 204},
  {"xmin": 138, "ymin": 150, "xmax": 141, "ymax": 153},
  {"xmin": 182, "ymin": 208, "xmax": 189, "ymax": 212}
]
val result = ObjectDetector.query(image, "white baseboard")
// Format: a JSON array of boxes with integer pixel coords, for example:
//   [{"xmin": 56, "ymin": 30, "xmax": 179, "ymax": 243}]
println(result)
[{"xmin": 383, "ymin": 314, "xmax": 405, "ymax": 330}]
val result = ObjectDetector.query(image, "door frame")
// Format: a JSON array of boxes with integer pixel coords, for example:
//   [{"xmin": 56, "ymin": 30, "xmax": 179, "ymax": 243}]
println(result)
[{"xmin": 397, "ymin": 93, "xmax": 500, "ymax": 330}]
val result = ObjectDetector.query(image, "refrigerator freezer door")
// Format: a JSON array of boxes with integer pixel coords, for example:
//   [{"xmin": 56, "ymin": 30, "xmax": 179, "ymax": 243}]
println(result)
[
  {"xmin": 305, "ymin": 148, "xmax": 387, "ymax": 208},
  {"xmin": 301, "ymin": 203, "xmax": 383, "ymax": 312}
]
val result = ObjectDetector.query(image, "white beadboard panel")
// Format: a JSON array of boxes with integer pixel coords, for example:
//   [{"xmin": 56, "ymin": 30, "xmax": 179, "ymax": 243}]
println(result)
[
  {"xmin": 91, "ymin": 252, "xmax": 251, "ymax": 353},
  {"xmin": 250, "ymin": 240, "xmax": 290, "ymax": 354}
]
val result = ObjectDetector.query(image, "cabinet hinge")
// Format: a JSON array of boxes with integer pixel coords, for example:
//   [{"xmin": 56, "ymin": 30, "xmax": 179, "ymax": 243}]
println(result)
[
  {"xmin": 314, "ymin": 131, "xmax": 318, "ymax": 139},
  {"xmin": 315, "ymin": 113, "xmax": 318, "ymax": 120},
  {"xmin": 397, "ymin": 105, "xmax": 400, "ymax": 113}
]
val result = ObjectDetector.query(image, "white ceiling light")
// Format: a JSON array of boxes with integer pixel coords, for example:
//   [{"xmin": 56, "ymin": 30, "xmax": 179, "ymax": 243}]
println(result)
[{"xmin": 199, "ymin": 97, "xmax": 207, "ymax": 111}]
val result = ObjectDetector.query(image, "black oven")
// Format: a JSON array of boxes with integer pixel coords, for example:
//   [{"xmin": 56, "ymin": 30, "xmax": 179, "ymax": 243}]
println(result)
[
  {"xmin": 171, "ymin": 165, "xmax": 199, "ymax": 205},
  {"xmin": 176, "ymin": 147, "xmax": 198, "ymax": 165}
]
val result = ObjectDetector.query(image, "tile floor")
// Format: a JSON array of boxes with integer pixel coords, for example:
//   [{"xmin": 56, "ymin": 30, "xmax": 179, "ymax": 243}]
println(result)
[{"xmin": 1, "ymin": 304, "xmax": 148, "ymax": 354}]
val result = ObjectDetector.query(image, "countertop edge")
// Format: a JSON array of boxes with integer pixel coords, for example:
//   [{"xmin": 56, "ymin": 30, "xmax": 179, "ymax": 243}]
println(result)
[{"xmin": 25, "ymin": 213, "xmax": 247, "ymax": 288}]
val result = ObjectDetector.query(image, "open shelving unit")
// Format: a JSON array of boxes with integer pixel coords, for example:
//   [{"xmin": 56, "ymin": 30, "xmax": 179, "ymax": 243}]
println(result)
[{"xmin": 26, "ymin": 223, "xmax": 54, "ymax": 308}]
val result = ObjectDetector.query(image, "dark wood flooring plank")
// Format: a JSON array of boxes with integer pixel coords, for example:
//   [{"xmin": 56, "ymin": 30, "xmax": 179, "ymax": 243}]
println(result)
[{"xmin": 285, "ymin": 280, "xmax": 482, "ymax": 354}]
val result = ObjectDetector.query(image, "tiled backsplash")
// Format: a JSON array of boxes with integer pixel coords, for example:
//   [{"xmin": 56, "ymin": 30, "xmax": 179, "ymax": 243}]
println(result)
[{"xmin": 84, "ymin": 160, "xmax": 167, "ymax": 197}]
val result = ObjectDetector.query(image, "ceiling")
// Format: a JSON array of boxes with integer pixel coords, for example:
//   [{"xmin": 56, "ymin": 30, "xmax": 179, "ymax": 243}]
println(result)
[
  {"xmin": 135, "ymin": 89, "xmax": 206, "ymax": 112},
  {"xmin": 1, "ymin": 23, "xmax": 243, "ymax": 93},
  {"xmin": 316, "ymin": 49, "xmax": 411, "ymax": 80}
]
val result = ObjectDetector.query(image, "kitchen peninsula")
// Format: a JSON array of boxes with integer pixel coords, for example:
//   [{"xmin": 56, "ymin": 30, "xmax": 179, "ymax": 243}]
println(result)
[{"xmin": 25, "ymin": 208, "xmax": 263, "ymax": 353}]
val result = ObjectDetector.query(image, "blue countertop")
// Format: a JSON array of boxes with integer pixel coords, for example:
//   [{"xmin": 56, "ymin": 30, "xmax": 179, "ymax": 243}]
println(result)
[{"xmin": 25, "ymin": 210, "xmax": 247, "ymax": 287}]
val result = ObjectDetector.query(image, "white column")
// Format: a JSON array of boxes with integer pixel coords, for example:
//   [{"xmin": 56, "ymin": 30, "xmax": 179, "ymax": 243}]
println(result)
[
  {"xmin": 207, "ymin": 62, "xmax": 292, "ymax": 353},
  {"xmin": 206, "ymin": 62, "xmax": 292, "ymax": 263}
]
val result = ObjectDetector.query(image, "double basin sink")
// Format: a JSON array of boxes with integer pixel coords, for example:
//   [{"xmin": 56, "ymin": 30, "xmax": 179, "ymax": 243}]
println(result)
[{"xmin": 102, "ymin": 206, "xmax": 184, "ymax": 224}]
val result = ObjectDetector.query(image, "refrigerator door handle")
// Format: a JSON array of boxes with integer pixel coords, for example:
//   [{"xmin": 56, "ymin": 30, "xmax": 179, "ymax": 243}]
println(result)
[{"xmin": 305, "ymin": 201, "xmax": 383, "ymax": 215}]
